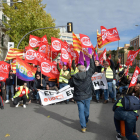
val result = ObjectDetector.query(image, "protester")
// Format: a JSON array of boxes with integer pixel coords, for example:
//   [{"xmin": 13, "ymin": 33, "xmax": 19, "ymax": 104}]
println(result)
[
  {"xmin": 57, "ymin": 60, "xmax": 70, "ymax": 104},
  {"xmin": 33, "ymin": 74, "xmax": 46, "ymax": 103},
  {"xmin": 13, "ymin": 83, "xmax": 31, "ymax": 108},
  {"xmin": 113, "ymin": 97, "xmax": 139, "ymax": 140},
  {"xmin": 127, "ymin": 84, "xmax": 140, "ymax": 98},
  {"xmin": 5, "ymin": 70, "xmax": 16, "ymax": 103},
  {"xmin": 118, "ymin": 74, "xmax": 131, "ymax": 95},
  {"xmin": 0, "ymin": 81, "xmax": 4, "ymax": 109},
  {"xmin": 71, "ymin": 57, "xmax": 87, "ymax": 76},
  {"xmin": 46, "ymin": 84, "xmax": 58, "ymax": 91},
  {"xmin": 35, "ymin": 66, "xmax": 45, "ymax": 78},
  {"xmin": 94, "ymin": 60, "xmax": 103, "ymax": 102},
  {"xmin": 70, "ymin": 54, "xmax": 95, "ymax": 133},
  {"xmin": 101, "ymin": 60, "xmax": 116, "ymax": 103}
]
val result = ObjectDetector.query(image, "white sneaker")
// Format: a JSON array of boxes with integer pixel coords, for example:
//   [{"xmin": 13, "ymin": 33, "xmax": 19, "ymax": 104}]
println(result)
[
  {"xmin": 23, "ymin": 104, "xmax": 26, "ymax": 108},
  {"xmin": 5, "ymin": 100, "xmax": 9, "ymax": 103},
  {"xmin": 11, "ymin": 98, "xmax": 14, "ymax": 101},
  {"xmin": 15, "ymin": 103, "xmax": 19, "ymax": 107}
]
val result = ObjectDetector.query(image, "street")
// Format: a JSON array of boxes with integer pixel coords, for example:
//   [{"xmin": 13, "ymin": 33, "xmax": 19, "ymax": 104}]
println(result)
[{"xmin": 0, "ymin": 99, "xmax": 140, "ymax": 140}]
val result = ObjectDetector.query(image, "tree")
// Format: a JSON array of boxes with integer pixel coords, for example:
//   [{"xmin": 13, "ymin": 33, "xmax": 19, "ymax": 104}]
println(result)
[
  {"xmin": 111, "ymin": 50, "xmax": 117, "ymax": 63},
  {"xmin": 128, "ymin": 46, "xmax": 134, "ymax": 50},
  {"xmin": 119, "ymin": 49, "xmax": 125, "ymax": 66},
  {"xmin": 2, "ymin": 0, "xmax": 60, "ymax": 49}
]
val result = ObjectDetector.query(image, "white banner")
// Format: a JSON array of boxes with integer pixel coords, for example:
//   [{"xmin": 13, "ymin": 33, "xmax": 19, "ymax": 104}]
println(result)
[
  {"xmin": 92, "ymin": 73, "xmax": 108, "ymax": 90},
  {"xmin": 39, "ymin": 85, "xmax": 73, "ymax": 106}
]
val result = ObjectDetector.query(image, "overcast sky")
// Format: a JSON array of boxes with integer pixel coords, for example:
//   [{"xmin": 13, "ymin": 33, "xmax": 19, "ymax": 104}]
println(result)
[{"xmin": 42, "ymin": 0, "xmax": 140, "ymax": 51}]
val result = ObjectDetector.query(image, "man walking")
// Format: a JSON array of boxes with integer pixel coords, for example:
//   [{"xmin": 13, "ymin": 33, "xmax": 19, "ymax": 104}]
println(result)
[{"xmin": 70, "ymin": 54, "xmax": 95, "ymax": 133}]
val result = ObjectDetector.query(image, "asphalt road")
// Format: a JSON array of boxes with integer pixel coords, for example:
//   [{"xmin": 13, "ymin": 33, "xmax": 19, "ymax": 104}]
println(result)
[{"xmin": 0, "ymin": 98, "xmax": 140, "ymax": 140}]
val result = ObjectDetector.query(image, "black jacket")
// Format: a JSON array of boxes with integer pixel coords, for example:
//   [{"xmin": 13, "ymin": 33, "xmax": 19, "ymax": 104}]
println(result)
[
  {"xmin": 119, "ymin": 75, "xmax": 130, "ymax": 86},
  {"xmin": 70, "ymin": 58, "xmax": 95, "ymax": 101},
  {"xmin": 33, "ymin": 78, "xmax": 46, "ymax": 92},
  {"xmin": 95, "ymin": 65, "xmax": 103, "ymax": 73},
  {"xmin": 6, "ymin": 73, "xmax": 16, "ymax": 86}
]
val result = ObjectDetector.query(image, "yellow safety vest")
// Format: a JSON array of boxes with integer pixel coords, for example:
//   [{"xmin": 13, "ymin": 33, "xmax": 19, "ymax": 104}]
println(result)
[
  {"xmin": 71, "ymin": 67, "xmax": 79, "ymax": 76},
  {"xmin": 119, "ymin": 68, "xmax": 123, "ymax": 72},
  {"xmin": 13, "ymin": 86, "xmax": 29, "ymax": 99},
  {"xmin": 101, "ymin": 67, "xmax": 113, "ymax": 79},
  {"xmin": 116, "ymin": 99, "xmax": 137, "ymax": 113},
  {"xmin": 59, "ymin": 69, "xmax": 69, "ymax": 83}
]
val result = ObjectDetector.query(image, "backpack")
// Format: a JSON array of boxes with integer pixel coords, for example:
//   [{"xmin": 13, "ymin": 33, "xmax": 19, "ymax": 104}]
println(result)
[{"xmin": 122, "ymin": 96, "xmax": 140, "ymax": 111}]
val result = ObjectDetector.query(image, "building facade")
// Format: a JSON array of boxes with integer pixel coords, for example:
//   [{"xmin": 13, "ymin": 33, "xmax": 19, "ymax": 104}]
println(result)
[
  {"xmin": 130, "ymin": 35, "xmax": 140, "ymax": 67},
  {"xmin": 59, "ymin": 27, "xmax": 80, "ymax": 45},
  {"xmin": 117, "ymin": 44, "xmax": 130, "ymax": 66},
  {"xmin": 0, "ymin": 0, "xmax": 11, "ymax": 61}
]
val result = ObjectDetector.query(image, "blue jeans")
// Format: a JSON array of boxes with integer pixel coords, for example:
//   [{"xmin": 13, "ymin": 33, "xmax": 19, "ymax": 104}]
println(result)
[
  {"xmin": 119, "ymin": 86, "xmax": 128, "ymax": 94},
  {"xmin": 112, "ymin": 82, "xmax": 116, "ymax": 100},
  {"xmin": 59, "ymin": 83, "xmax": 68, "ymax": 89},
  {"xmin": 6, "ymin": 85, "xmax": 14, "ymax": 100},
  {"xmin": 104, "ymin": 82, "xmax": 113, "ymax": 100},
  {"xmin": 59, "ymin": 83, "xmax": 69, "ymax": 101},
  {"xmin": 95, "ymin": 90, "xmax": 100, "ymax": 101},
  {"xmin": 34, "ymin": 91, "xmax": 40, "ymax": 100},
  {"xmin": 76, "ymin": 97, "xmax": 91, "ymax": 128},
  {"xmin": 114, "ymin": 107, "xmax": 138, "ymax": 140}
]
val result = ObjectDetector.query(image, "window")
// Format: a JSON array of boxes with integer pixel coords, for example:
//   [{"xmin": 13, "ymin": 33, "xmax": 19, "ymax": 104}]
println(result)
[
  {"xmin": 2, "ymin": 14, "xmax": 7, "ymax": 23},
  {"xmin": 67, "ymin": 37, "xmax": 72, "ymax": 39},
  {"xmin": 62, "ymin": 36, "xmax": 66, "ymax": 38}
]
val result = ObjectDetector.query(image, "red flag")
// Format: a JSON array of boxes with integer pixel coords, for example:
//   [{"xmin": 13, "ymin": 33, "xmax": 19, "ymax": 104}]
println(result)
[
  {"xmin": 0, "ymin": 61, "xmax": 11, "ymax": 82},
  {"xmin": 46, "ymin": 45, "xmax": 51, "ymax": 61},
  {"xmin": 129, "ymin": 66, "xmax": 140, "ymax": 88},
  {"xmin": 79, "ymin": 34, "xmax": 93, "ymax": 48},
  {"xmin": 0, "ymin": 61, "xmax": 11, "ymax": 74},
  {"xmin": 52, "ymin": 52, "xmax": 60, "ymax": 60},
  {"xmin": 70, "ymin": 46, "xmax": 79, "ymax": 65},
  {"xmin": 41, "ymin": 35, "xmax": 48, "ymax": 44},
  {"xmin": 99, "ymin": 48, "xmax": 106, "ymax": 65},
  {"xmin": 29, "ymin": 35, "xmax": 41, "ymax": 48},
  {"xmin": 125, "ymin": 50, "xmax": 140, "ymax": 66},
  {"xmin": 101, "ymin": 26, "xmax": 120, "ymax": 45},
  {"xmin": 36, "ymin": 52, "xmax": 46, "ymax": 66},
  {"xmin": 61, "ymin": 42, "xmax": 69, "ymax": 63},
  {"xmin": 38, "ymin": 43, "xmax": 47, "ymax": 54},
  {"xmin": 25, "ymin": 49, "xmax": 38, "ymax": 65},
  {"xmin": 125, "ymin": 65, "xmax": 129, "ymax": 76},
  {"xmin": 41, "ymin": 60, "xmax": 59, "ymax": 79},
  {"xmin": 0, "ymin": 72, "xmax": 8, "ymax": 82},
  {"xmin": 51, "ymin": 37, "xmax": 62, "ymax": 52}
]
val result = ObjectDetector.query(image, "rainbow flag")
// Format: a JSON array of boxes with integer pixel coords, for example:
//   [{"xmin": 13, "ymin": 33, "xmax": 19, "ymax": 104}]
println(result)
[
  {"xmin": 5, "ymin": 48, "xmax": 24, "ymax": 61},
  {"xmin": 16, "ymin": 57, "xmax": 37, "ymax": 81}
]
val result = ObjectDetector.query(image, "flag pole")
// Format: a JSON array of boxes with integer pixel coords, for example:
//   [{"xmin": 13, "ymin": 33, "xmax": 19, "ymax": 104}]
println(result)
[
  {"xmin": 41, "ymin": 73, "xmax": 42, "ymax": 85},
  {"xmin": 51, "ymin": 51, "xmax": 52, "ymax": 62},
  {"xmin": 16, "ymin": 76, "xmax": 17, "ymax": 88}
]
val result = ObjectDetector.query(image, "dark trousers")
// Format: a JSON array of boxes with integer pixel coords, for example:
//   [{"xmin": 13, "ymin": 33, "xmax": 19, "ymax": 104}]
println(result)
[
  {"xmin": 114, "ymin": 107, "xmax": 138, "ymax": 140},
  {"xmin": 13, "ymin": 95, "xmax": 27, "ymax": 105},
  {"xmin": 0, "ymin": 96, "xmax": 4, "ymax": 107}
]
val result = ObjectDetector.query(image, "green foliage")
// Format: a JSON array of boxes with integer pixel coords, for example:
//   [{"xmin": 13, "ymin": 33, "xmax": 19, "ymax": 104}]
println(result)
[
  {"xmin": 128, "ymin": 46, "xmax": 134, "ymax": 50},
  {"xmin": 111, "ymin": 50, "xmax": 117, "ymax": 63},
  {"xmin": 129, "ymin": 67, "xmax": 135, "ymax": 73},
  {"xmin": 2, "ymin": 0, "xmax": 60, "ymax": 49},
  {"xmin": 135, "ymin": 54, "xmax": 140, "ymax": 60}
]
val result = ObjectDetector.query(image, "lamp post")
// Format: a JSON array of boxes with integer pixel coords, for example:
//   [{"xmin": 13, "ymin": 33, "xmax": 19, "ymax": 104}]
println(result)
[{"xmin": 17, "ymin": 25, "xmax": 69, "ymax": 49}]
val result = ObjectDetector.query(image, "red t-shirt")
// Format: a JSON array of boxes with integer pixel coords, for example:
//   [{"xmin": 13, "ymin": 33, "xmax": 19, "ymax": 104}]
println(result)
[{"xmin": 18, "ymin": 87, "xmax": 30, "ymax": 97}]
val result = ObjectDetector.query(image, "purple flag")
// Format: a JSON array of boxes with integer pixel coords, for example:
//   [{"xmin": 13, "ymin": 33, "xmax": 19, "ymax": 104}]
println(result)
[{"xmin": 78, "ymin": 48, "xmax": 92, "ymax": 67}]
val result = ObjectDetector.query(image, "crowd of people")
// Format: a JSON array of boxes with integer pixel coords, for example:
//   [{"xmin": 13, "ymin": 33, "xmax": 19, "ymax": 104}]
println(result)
[
  {"xmin": 0, "ymin": 54, "xmax": 139, "ymax": 108},
  {"xmin": 0, "ymin": 53, "xmax": 140, "ymax": 139}
]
